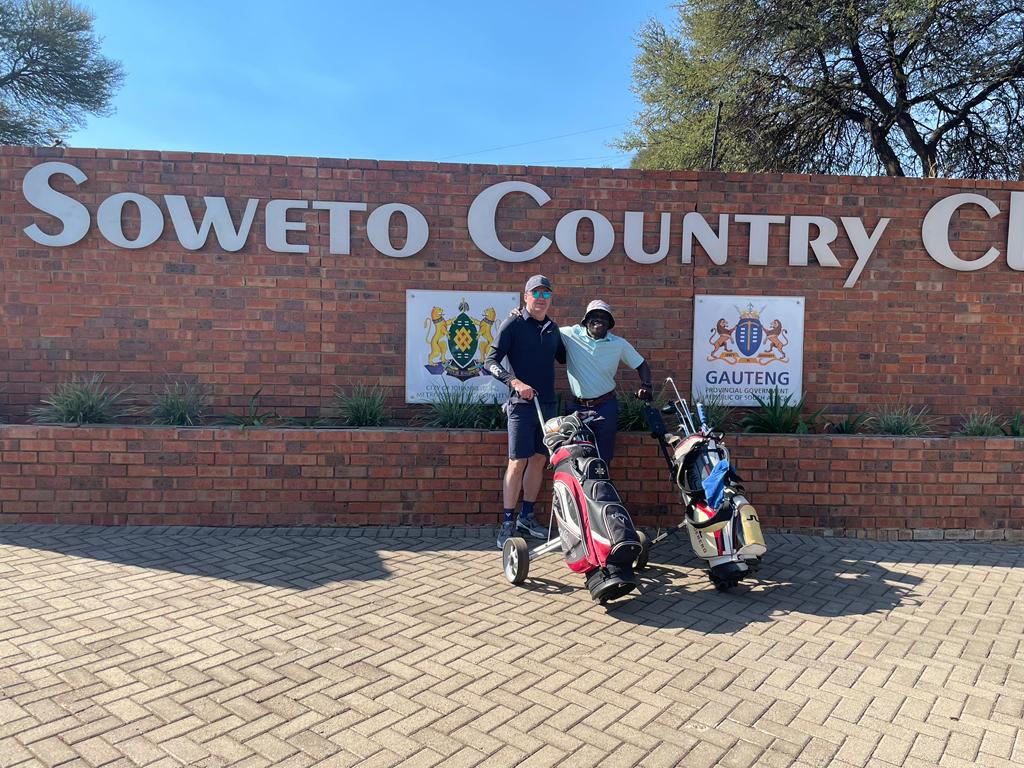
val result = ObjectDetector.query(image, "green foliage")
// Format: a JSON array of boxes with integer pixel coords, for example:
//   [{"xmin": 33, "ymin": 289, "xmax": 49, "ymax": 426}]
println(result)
[
  {"xmin": 30, "ymin": 373, "xmax": 131, "ymax": 424},
  {"xmin": 0, "ymin": 0, "xmax": 125, "ymax": 145},
  {"xmin": 741, "ymin": 388, "xmax": 823, "ymax": 434},
  {"xmin": 866, "ymin": 402, "xmax": 940, "ymax": 436},
  {"xmin": 616, "ymin": 386, "xmax": 659, "ymax": 431},
  {"xmin": 826, "ymin": 412, "xmax": 870, "ymax": 434},
  {"xmin": 693, "ymin": 390, "xmax": 736, "ymax": 432},
  {"xmin": 148, "ymin": 379, "xmax": 210, "ymax": 426},
  {"xmin": 955, "ymin": 411, "xmax": 1007, "ymax": 436},
  {"xmin": 478, "ymin": 403, "xmax": 508, "ymax": 431},
  {"xmin": 1005, "ymin": 411, "xmax": 1024, "ymax": 437},
  {"xmin": 332, "ymin": 384, "xmax": 389, "ymax": 427},
  {"xmin": 220, "ymin": 388, "xmax": 278, "ymax": 427},
  {"xmin": 422, "ymin": 385, "xmax": 502, "ymax": 429},
  {"xmin": 620, "ymin": 1, "xmax": 1024, "ymax": 179}
]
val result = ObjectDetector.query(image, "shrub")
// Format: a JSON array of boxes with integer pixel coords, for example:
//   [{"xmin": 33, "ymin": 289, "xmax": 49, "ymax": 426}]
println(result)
[
  {"xmin": 955, "ymin": 411, "xmax": 1006, "ymax": 436},
  {"xmin": 422, "ymin": 385, "xmax": 500, "ymax": 428},
  {"xmin": 332, "ymin": 384, "xmax": 389, "ymax": 427},
  {"xmin": 478, "ymin": 403, "xmax": 508, "ymax": 430},
  {"xmin": 220, "ymin": 388, "xmax": 278, "ymax": 427},
  {"xmin": 741, "ymin": 388, "xmax": 823, "ymax": 434},
  {"xmin": 825, "ymin": 412, "xmax": 869, "ymax": 434},
  {"xmin": 148, "ymin": 379, "xmax": 210, "ymax": 426},
  {"xmin": 1005, "ymin": 411, "xmax": 1024, "ymax": 437},
  {"xmin": 866, "ymin": 402, "xmax": 939, "ymax": 436},
  {"xmin": 30, "ymin": 374, "xmax": 132, "ymax": 425}
]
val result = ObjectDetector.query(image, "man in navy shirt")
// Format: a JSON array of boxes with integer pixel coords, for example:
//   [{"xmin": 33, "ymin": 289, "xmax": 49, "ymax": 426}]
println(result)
[{"xmin": 485, "ymin": 275, "xmax": 566, "ymax": 549}]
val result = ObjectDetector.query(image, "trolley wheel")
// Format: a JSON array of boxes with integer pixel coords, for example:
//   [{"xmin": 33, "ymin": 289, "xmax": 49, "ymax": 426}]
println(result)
[
  {"xmin": 708, "ymin": 569, "xmax": 742, "ymax": 591},
  {"xmin": 502, "ymin": 537, "xmax": 530, "ymax": 584},
  {"xmin": 635, "ymin": 530, "xmax": 650, "ymax": 571}
]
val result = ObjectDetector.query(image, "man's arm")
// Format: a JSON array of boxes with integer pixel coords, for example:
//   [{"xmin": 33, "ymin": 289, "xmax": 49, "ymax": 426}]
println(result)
[
  {"xmin": 484, "ymin": 316, "xmax": 516, "ymax": 386},
  {"xmin": 635, "ymin": 360, "xmax": 653, "ymax": 401}
]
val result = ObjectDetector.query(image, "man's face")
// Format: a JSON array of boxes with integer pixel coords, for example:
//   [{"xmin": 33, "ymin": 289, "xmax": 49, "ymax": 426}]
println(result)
[
  {"xmin": 585, "ymin": 311, "xmax": 612, "ymax": 340},
  {"xmin": 524, "ymin": 287, "xmax": 552, "ymax": 318}
]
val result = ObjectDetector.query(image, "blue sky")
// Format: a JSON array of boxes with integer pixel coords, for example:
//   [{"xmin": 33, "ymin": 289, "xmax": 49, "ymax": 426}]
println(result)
[{"xmin": 70, "ymin": 1, "xmax": 676, "ymax": 168}]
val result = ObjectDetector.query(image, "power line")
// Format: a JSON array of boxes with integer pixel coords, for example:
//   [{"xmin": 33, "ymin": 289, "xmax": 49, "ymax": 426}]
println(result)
[
  {"xmin": 519, "ymin": 152, "xmax": 632, "ymax": 166},
  {"xmin": 436, "ymin": 123, "xmax": 627, "ymax": 161}
]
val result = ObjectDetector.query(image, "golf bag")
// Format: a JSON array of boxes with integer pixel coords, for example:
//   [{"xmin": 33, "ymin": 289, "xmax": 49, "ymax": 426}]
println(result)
[
  {"xmin": 542, "ymin": 411, "xmax": 644, "ymax": 602},
  {"xmin": 646, "ymin": 379, "xmax": 767, "ymax": 591},
  {"xmin": 500, "ymin": 402, "xmax": 648, "ymax": 604}
]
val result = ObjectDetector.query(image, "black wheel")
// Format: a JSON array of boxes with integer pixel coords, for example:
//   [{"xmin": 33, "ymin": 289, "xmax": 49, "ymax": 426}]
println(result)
[
  {"xmin": 709, "ymin": 561, "xmax": 745, "ymax": 591},
  {"xmin": 502, "ymin": 537, "xmax": 530, "ymax": 584},
  {"xmin": 635, "ymin": 530, "xmax": 650, "ymax": 571},
  {"xmin": 710, "ymin": 573, "xmax": 740, "ymax": 591}
]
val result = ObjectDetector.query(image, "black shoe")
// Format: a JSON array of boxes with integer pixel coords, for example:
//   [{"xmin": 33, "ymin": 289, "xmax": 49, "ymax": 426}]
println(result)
[{"xmin": 516, "ymin": 513, "xmax": 548, "ymax": 539}]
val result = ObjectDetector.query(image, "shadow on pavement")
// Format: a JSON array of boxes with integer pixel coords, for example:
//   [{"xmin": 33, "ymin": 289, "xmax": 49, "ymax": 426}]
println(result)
[
  {"xmin": 601, "ymin": 532, "xmax": 1024, "ymax": 632},
  {"xmin": 0, "ymin": 526, "xmax": 393, "ymax": 589}
]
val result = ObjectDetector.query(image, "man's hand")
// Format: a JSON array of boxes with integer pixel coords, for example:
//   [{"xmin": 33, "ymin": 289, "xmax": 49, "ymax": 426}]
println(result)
[
  {"xmin": 637, "ymin": 387, "xmax": 653, "ymax": 402},
  {"xmin": 511, "ymin": 378, "xmax": 535, "ymax": 400}
]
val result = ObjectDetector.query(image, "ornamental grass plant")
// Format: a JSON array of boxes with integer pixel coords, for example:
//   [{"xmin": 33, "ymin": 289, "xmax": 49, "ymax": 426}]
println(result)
[
  {"xmin": 148, "ymin": 378, "xmax": 210, "ymax": 426},
  {"xmin": 955, "ymin": 411, "xmax": 1007, "ymax": 437},
  {"xmin": 825, "ymin": 411, "xmax": 870, "ymax": 434},
  {"xmin": 866, "ymin": 402, "xmax": 940, "ymax": 436},
  {"xmin": 332, "ymin": 384, "xmax": 389, "ymax": 427},
  {"xmin": 1005, "ymin": 411, "xmax": 1024, "ymax": 437},
  {"xmin": 422, "ymin": 385, "xmax": 500, "ymax": 428},
  {"xmin": 30, "ymin": 374, "xmax": 132, "ymax": 425},
  {"xmin": 220, "ymin": 388, "xmax": 279, "ymax": 427},
  {"xmin": 741, "ymin": 388, "xmax": 823, "ymax": 434}
]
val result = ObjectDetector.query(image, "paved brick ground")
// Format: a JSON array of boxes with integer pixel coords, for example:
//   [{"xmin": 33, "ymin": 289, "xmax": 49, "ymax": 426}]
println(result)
[{"xmin": 0, "ymin": 526, "xmax": 1022, "ymax": 768}]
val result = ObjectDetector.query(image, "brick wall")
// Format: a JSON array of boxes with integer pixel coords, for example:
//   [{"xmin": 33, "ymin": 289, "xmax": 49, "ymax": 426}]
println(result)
[
  {"xmin": 1, "ymin": 146, "xmax": 1023, "ymax": 426},
  {"xmin": 1, "ymin": 424, "xmax": 1021, "ymax": 535}
]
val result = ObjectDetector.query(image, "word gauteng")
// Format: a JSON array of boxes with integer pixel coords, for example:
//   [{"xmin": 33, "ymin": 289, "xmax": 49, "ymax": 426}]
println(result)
[{"xmin": 21, "ymin": 162, "xmax": 1024, "ymax": 288}]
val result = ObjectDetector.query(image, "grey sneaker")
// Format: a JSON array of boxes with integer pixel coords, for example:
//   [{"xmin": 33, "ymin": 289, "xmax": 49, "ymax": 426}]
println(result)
[
  {"xmin": 517, "ymin": 513, "xmax": 548, "ymax": 539},
  {"xmin": 496, "ymin": 520, "xmax": 515, "ymax": 550}
]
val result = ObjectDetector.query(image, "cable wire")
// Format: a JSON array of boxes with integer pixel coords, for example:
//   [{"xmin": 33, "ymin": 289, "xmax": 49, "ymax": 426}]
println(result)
[{"xmin": 436, "ymin": 123, "xmax": 627, "ymax": 161}]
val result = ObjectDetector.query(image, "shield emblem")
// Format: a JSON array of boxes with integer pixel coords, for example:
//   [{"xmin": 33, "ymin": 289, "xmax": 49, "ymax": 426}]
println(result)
[
  {"xmin": 447, "ymin": 311, "xmax": 479, "ymax": 369},
  {"xmin": 735, "ymin": 318, "xmax": 763, "ymax": 357}
]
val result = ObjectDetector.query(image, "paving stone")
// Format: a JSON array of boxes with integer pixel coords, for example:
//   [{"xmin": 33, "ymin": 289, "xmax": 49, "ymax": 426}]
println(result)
[{"xmin": 0, "ymin": 528, "xmax": 1021, "ymax": 768}]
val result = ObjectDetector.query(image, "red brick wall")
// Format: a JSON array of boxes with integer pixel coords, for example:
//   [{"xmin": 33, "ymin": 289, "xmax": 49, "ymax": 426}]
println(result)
[
  {"xmin": 1, "ymin": 146, "xmax": 1022, "ymax": 425},
  {"xmin": 1, "ymin": 425, "xmax": 1021, "ymax": 535}
]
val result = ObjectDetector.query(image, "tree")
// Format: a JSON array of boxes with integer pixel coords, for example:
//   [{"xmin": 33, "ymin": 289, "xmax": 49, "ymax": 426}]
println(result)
[
  {"xmin": 0, "ymin": 0, "xmax": 123, "ymax": 146},
  {"xmin": 619, "ymin": 1, "xmax": 1024, "ymax": 178}
]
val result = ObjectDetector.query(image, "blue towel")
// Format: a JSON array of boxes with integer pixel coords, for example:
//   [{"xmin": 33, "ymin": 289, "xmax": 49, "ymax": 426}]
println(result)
[{"xmin": 702, "ymin": 459, "xmax": 731, "ymax": 510}]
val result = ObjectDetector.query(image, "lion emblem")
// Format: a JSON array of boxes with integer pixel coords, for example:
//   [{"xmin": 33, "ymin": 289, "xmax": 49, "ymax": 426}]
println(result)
[
  {"xmin": 477, "ymin": 307, "xmax": 497, "ymax": 363},
  {"xmin": 707, "ymin": 318, "xmax": 736, "ymax": 361},
  {"xmin": 424, "ymin": 307, "xmax": 449, "ymax": 365},
  {"xmin": 761, "ymin": 318, "xmax": 789, "ymax": 362}
]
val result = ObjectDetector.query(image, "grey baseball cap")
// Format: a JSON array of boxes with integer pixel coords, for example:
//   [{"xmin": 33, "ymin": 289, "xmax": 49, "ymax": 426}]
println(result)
[{"xmin": 525, "ymin": 275, "xmax": 552, "ymax": 293}]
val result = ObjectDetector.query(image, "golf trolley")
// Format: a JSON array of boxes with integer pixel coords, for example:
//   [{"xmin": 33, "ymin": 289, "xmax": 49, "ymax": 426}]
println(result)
[
  {"xmin": 643, "ymin": 377, "xmax": 768, "ymax": 591},
  {"xmin": 501, "ymin": 399, "xmax": 650, "ymax": 604}
]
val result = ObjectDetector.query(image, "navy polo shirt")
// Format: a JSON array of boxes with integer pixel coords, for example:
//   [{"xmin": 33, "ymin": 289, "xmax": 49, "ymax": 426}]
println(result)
[{"xmin": 484, "ymin": 310, "xmax": 566, "ymax": 404}]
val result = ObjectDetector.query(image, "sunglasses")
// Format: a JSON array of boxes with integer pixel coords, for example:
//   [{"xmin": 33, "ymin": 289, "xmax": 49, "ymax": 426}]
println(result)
[{"xmin": 530, "ymin": 289, "xmax": 552, "ymax": 299}]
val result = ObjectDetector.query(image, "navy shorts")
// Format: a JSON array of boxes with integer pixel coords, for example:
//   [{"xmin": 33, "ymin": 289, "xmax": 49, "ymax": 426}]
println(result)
[{"xmin": 507, "ymin": 400, "xmax": 557, "ymax": 460}]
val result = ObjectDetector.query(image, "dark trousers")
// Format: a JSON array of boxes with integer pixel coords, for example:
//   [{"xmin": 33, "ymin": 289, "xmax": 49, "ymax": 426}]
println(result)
[{"xmin": 570, "ymin": 397, "xmax": 619, "ymax": 463}]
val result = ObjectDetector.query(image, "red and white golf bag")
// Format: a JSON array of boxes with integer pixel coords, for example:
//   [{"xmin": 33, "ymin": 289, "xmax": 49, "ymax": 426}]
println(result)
[{"xmin": 542, "ymin": 410, "xmax": 644, "ymax": 602}]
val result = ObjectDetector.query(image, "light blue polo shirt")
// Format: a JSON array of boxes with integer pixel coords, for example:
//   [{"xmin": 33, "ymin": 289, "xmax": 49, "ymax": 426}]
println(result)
[{"xmin": 560, "ymin": 324, "xmax": 645, "ymax": 398}]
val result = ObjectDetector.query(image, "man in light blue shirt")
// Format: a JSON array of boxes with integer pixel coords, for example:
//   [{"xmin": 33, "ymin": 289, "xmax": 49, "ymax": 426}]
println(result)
[{"xmin": 561, "ymin": 300, "xmax": 652, "ymax": 463}]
